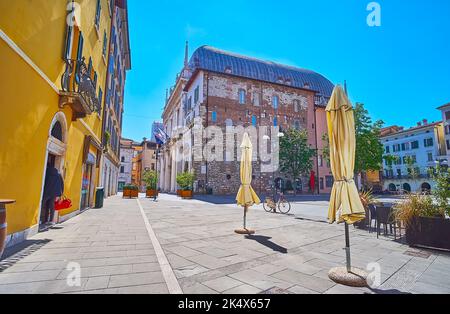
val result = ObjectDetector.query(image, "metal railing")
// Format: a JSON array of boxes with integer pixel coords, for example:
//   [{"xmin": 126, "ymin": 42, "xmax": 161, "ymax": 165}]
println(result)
[{"xmin": 61, "ymin": 57, "xmax": 100, "ymax": 114}]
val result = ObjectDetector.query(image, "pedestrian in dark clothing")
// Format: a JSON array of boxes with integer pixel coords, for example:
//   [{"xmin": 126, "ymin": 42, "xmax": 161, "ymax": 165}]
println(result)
[{"xmin": 40, "ymin": 165, "xmax": 64, "ymax": 226}]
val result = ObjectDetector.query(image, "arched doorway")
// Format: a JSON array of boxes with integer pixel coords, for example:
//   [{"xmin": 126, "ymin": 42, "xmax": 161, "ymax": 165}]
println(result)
[
  {"xmin": 388, "ymin": 183, "xmax": 397, "ymax": 192},
  {"xmin": 38, "ymin": 112, "xmax": 68, "ymax": 228},
  {"xmin": 421, "ymin": 182, "xmax": 431, "ymax": 194},
  {"xmin": 403, "ymin": 183, "xmax": 411, "ymax": 193}
]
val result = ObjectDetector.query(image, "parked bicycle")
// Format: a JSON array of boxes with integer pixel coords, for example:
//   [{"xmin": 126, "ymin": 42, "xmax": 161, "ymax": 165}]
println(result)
[{"xmin": 263, "ymin": 189, "xmax": 291, "ymax": 214}]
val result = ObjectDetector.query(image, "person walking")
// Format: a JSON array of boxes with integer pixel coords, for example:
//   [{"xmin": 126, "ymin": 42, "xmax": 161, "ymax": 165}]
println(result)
[{"xmin": 40, "ymin": 164, "xmax": 64, "ymax": 227}]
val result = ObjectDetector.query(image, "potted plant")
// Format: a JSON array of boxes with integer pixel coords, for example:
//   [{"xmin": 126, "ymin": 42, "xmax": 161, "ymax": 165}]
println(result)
[
  {"xmin": 143, "ymin": 170, "xmax": 158, "ymax": 198},
  {"xmin": 176, "ymin": 171, "xmax": 195, "ymax": 199},
  {"xmin": 394, "ymin": 166, "xmax": 450, "ymax": 251},
  {"xmin": 123, "ymin": 184, "xmax": 139, "ymax": 199}
]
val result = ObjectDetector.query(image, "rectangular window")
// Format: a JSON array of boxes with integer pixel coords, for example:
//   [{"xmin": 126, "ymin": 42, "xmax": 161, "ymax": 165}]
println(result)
[
  {"xmin": 424, "ymin": 138, "xmax": 434, "ymax": 147},
  {"xmin": 93, "ymin": 72, "xmax": 98, "ymax": 89},
  {"xmin": 98, "ymin": 88, "xmax": 103, "ymax": 113},
  {"xmin": 294, "ymin": 120, "xmax": 301, "ymax": 130},
  {"xmin": 211, "ymin": 111, "xmax": 217, "ymax": 122},
  {"xmin": 187, "ymin": 97, "xmax": 192, "ymax": 111},
  {"xmin": 120, "ymin": 166, "xmax": 124, "ymax": 173},
  {"xmin": 320, "ymin": 178, "xmax": 324, "ymax": 190},
  {"xmin": 64, "ymin": 25, "xmax": 74, "ymax": 60},
  {"xmin": 385, "ymin": 146, "xmax": 390, "ymax": 154},
  {"xmin": 272, "ymin": 95, "xmax": 279, "ymax": 109},
  {"xmin": 273, "ymin": 117, "xmax": 278, "ymax": 127},
  {"xmin": 326, "ymin": 176, "xmax": 334, "ymax": 188},
  {"xmin": 253, "ymin": 93, "xmax": 260, "ymax": 106},
  {"xmin": 102, "ymin": 31, "xmax": 108, "ymax": 57},
  {"xmin": 294, "ymin": 100, "xmax": 299, "ymax": 113},
  {"xmin": 318, "ymin": 155, "xmax": 323, "ymax": 167},
  {"xmin": 411, "ymin": 141, "xmax": 419, "ymax": 149},
  {"xmin": 194, "ymin": 86, "xmax": 199, "ymax": 103},
  {"xmin": 427, "ymin": 152, "xmax": 433, "ymax": 162},
  {"xmin": 95, "ymin": 0, "xmax": 101, "ymax": 29},
  {"xmin": 239, "ymin": 89, "xmax": 246, "ymax": 104}
]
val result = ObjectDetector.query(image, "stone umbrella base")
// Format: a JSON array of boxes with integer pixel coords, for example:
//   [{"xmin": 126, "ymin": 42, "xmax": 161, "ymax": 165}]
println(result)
[
  {"xmin": 328, "ymin": 267, "xmax": 369, "ymax": 288},
  {"xmin": 234, "ymin": 229, "xmax": 255, "ymax": 235}
]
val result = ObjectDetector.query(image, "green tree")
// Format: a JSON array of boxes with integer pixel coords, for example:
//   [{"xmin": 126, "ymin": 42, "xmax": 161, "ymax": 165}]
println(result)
[
  {"xmin": 142, "ymin": 170, "xmax": 158, "ymax": 190},
  {"xmin": 354, "ymin": 103, "xmax": 384, "ymax": 179},
  {"xmin": 404, "ymin": 156, "xmax": 420, "ymax": 180},
  {"xmin": 383, "ymin": 155, "xmax": 399, "ymax": 174},
  {"xmin": 280, "ymin": 129, "xmax": 316, "ymax": 187},
  {"xmin": 430, "ymin": 165, "xmax": 450, "ymax": 217},
  {"xmin": 321, "ymin": 103, "xmax": 384, "ymax": 185}
]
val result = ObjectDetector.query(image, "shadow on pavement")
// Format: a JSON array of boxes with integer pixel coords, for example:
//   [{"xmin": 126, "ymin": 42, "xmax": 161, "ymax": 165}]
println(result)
[
  {"xmin": 367, "ymin": 288, "xmax": 412, "ymax": 295},
  {"xmin": 0, "ymin": 239, "xmax": 51, "ymax": 272},
  {"xmin": 245, "ymin": 235, "xmax": 288, "ymax": 254}
]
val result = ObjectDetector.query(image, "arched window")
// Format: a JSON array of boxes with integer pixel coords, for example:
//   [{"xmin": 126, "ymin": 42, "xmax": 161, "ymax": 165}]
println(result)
[
  {"xmin": 388, "ymin": 183, "xmax": 397, "ymax": 192},
  {"xmin": 403, "ymin": 183, "xmax": 411, "ymax": 193},
  {"xmin": 421, "ymin": 182, "xmax": 431, "ymax": 193},
  {"xmin": 51, "ymin": 121, "xmax": 63, "ymax": 141}
]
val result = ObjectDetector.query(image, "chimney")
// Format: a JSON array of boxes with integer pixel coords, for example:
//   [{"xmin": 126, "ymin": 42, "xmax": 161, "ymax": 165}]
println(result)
[
  {"xmin": 423, "ymin": 119, "xmax": 428, "ymax": 125},
  {"xmin": 417, "ymin": 122, "xmax": 422, "ymax": 127}
]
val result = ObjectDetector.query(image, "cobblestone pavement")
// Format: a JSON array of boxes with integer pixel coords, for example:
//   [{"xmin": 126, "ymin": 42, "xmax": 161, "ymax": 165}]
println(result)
[{"xmin": 0, "ymin": 194, "xmax": 449, "ymax": 294}]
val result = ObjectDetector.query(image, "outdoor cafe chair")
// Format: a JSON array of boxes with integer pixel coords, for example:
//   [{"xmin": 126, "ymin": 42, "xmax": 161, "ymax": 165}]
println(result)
[{"xmin": 376, "ymin": 205, "xmax": 398, "ymax": 239}]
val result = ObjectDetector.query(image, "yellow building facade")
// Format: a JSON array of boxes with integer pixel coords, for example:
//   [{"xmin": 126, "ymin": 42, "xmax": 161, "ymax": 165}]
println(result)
[{"xmin": 0, "ymin": 0, "xmax": 112, "ymax": 245}]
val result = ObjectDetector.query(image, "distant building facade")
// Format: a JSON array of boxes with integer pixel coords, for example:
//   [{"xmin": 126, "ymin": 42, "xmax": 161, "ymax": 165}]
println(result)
[
  {"xmin": 437, "ymin": 103, "xmax": 450, "ymax": 158},
  {"xmin": 159, "ymin": 45, "xmax": 334, "ymax": 195},
  {"xmin": 118, "ymin": 138, "xmax": 136, "ymax": 191},
  {"xmin": 381, "ymin": 120, "xmax": 446, "ymax": 193},
  {"xmin": 101, "ymin": 0, "xmax": 131, "ymax": 198}
]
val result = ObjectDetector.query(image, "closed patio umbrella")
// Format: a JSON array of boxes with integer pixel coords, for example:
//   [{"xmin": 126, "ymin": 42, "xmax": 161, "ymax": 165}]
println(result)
[
  {"xmin": 235, "ymin": 133, "xmax": 260, "ymax": 235},
  {"xmin": 326, "ymin": 85, "xmax": 368, "ymax": 287}
]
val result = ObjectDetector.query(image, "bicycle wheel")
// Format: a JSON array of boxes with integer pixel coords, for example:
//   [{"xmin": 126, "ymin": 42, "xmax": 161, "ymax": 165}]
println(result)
[
  {"xmin": 278, "ymin": 198, "xmax": 291, "ymax": 214},
  {"xmin": 263, "ymin": 198, "xmax": 275, "ymax": 213}
]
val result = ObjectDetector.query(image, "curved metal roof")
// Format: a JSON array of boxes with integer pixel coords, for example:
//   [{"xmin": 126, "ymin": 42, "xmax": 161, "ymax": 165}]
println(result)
[{"xmin": 189, "ymin": 46, "xmax": 334, "ymax": 97}]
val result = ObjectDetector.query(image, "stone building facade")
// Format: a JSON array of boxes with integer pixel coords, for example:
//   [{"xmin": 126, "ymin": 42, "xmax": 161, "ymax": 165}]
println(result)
[{"xmin": 159, "ymin": 45, "xmax": 335, "ymax": 195}]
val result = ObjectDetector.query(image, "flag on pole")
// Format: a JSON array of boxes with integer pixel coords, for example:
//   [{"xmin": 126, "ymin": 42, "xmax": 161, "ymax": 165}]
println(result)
[{"xmin": 154, "ymin": 127, "xmax": 169, "ymax": 145}]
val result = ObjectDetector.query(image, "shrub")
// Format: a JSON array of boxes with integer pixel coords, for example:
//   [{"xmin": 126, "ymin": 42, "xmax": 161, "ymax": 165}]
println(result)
[
  {"xmin": 143, "ymin": 170, "xmax": 158, "ymax": 190},
  {"xmin": 394, "ymin": 193, "xmax": 439, "ymax": 229},
  {"xmin": 123, "ymin": 184, "xmax": 139, "ymax": 191},
  {"xmin": 176, "ymin": 172, "xmax": 195, "ymax": 191}
]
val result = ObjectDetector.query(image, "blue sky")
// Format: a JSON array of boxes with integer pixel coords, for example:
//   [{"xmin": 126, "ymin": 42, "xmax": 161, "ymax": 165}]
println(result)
[{"xmin": 122, "ymin": 0, "xmax": 450, "ymax": 141}]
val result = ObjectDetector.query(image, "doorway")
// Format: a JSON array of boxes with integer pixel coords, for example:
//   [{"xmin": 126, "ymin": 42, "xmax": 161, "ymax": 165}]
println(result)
[{"xmin": 38, "ymin": 113, "xmax": 67, "ymax": 230}]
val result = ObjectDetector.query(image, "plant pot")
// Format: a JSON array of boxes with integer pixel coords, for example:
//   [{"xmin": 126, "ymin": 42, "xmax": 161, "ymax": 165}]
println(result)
[
  {"xmin": 181, "ymin": 190, "xmax": 193, "ymax": 199},
  {"xmin": 0, "ymin": 209, "xmax": 6, "ymax": 259},
  {"xmin": 177, "ymin": 190, "xmax": 182, "ymax": 197},
  {"xmin": 146, "ymin": 189, "xmax": 158, "ymax": 198},
  {"xmin": 123, "ymin": 189, "xmax": 131, "ymax": 198},
  {"xmin": 406, "ymin": 216, "xmax": 450, "ymax": 251},
  {"xmin": 123, "ymin": 189, "xmax": 138, "ymax": 199}
]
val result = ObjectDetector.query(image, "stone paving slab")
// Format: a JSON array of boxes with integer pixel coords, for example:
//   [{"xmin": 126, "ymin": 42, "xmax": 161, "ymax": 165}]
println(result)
[{"xmin": 0, "ymin": 196, "xmax": 169, "ymax": 294}]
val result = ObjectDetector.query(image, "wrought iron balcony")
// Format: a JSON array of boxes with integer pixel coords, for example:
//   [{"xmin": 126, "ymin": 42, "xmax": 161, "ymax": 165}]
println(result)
[{"xmin": 59, "ymin": 57, "xmax": 100, "ymax": 120}]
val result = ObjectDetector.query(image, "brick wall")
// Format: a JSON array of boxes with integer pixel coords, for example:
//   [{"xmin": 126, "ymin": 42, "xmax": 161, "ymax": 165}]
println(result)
[{"xmin": 186, "ymin": 71, "xmax": 331, "ymax": 195}]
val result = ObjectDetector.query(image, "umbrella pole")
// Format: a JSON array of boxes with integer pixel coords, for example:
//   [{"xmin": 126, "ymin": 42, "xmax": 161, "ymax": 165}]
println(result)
[
  {"xmin": 345, "ymin": 222, "xmax": 351, "ymax": 272},
  {"xmin": 244, "ymin": 206, "xmax": 247, "ymax": 229}
]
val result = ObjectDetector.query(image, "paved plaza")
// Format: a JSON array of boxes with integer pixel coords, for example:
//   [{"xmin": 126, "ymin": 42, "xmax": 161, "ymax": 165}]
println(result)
[{"xmin": 0, "ymin": 194, "xmax": 449, "ymax": 294}]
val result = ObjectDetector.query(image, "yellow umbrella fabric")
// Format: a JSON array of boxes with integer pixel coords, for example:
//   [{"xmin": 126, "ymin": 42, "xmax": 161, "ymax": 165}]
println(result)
[
  {"xmin": 236, "ymin": 133, "xmax": 261, "ymax": 209},
  {"xmin": 326, "ymin": 85, "xmax": 365, "ymax": 225}
]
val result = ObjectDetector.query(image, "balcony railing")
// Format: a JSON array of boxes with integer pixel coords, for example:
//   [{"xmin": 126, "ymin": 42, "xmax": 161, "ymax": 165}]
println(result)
[{"xmin": 59, "ymin": 57, "xmax": 100, "ymax": 120}]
